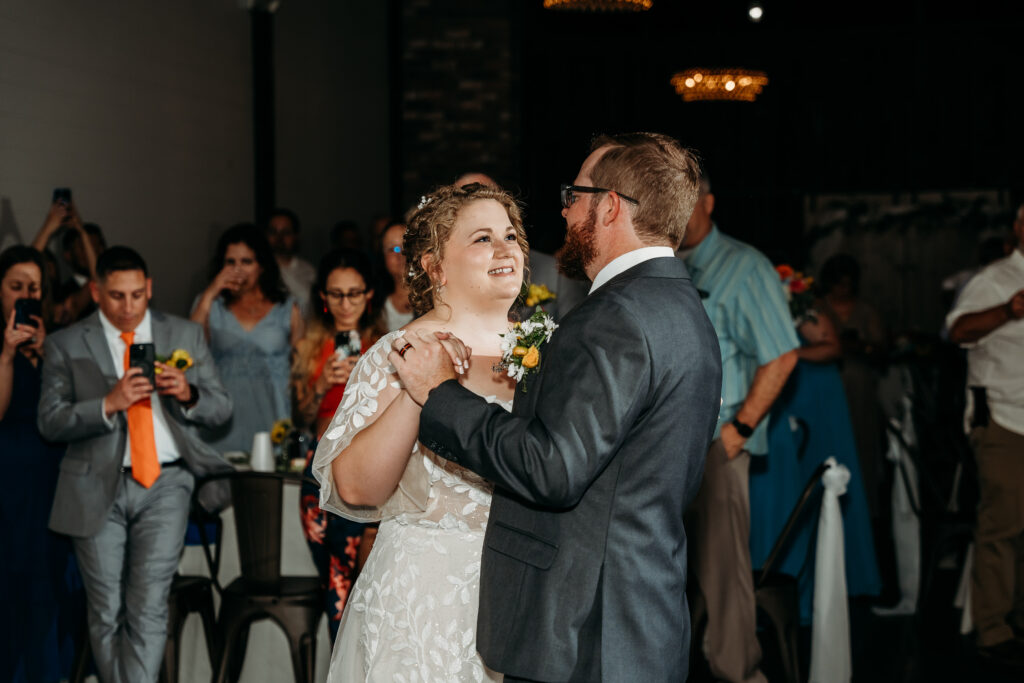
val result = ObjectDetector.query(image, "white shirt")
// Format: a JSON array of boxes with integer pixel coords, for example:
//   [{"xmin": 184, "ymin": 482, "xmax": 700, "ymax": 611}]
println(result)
[
  {"xmin": 97, "ymin": 309, "xmax": 182, "ymax": 465},
  {"xmin": 278, "ymin": 256, "xmax": 316, "ymax": 314},
  {"xmin": 946, "ymin": 249, "xmax": 1024, "ymax": 435},
  {"xmin": 383, "ymin": 296, "xmax": 414, "ymax": 332},
  {"xmin": 588, "ymin": 246, "xmax": 676, "ymax": 294}
]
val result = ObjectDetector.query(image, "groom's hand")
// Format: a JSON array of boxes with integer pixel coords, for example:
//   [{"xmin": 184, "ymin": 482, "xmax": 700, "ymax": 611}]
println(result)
[{"xmin": 389, "ymin": 331, "xmax": 470, "ymax": 405}]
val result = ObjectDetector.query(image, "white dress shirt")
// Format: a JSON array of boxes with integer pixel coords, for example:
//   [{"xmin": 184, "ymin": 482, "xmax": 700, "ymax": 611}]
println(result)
[
  {"xmin": 946, "ymin": 249, "xmax": 1024, "ymax": 435},
  {"xmin": 588, "ymin": 246, "xmax": 676, "ymax": 294},
  {"xmin": 97, "ymin": 309, "xmax": 182, "ymax": 465}
]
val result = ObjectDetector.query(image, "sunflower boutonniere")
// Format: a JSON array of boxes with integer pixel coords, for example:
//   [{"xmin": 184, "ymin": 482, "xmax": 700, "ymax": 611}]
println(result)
[
  {"xmin": 154, "ymin": 349, "xmax": 194, "ymax": 374},
  {"xmin": 497, "ymin": 309, "xmax": 558, "ymax": 388}
]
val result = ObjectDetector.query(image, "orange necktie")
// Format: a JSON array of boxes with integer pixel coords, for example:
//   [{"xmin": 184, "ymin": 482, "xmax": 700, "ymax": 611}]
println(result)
[{"xmin": 121, "ymin": 331, "xmax": 160, "ymax": 487}]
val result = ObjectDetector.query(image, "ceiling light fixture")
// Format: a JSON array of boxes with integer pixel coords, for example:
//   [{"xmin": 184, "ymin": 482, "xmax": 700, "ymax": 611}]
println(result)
[
  {"xmin": 670, "ymin": 68, "xmax": 769, "ymax": 102},
  {"xmin": 543, "ymin": 0, "xmax": 653, "ymax": 11}
]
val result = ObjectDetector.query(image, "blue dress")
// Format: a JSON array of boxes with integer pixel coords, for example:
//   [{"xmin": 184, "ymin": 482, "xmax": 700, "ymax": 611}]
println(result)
[
  {"xmin": 203, "ymin": 297, "xmax": 293, "ymax": 453},
  {"xmin": 749, "ymin": 357, "xmax": 882, "ymax": 624},
  {"xmin": 0, "ymin": 353, "xmax": 85, "ymax": 682}
]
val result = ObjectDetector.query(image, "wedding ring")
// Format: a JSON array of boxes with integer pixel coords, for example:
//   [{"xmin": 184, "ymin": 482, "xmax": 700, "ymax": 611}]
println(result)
[
  {"xmin": 397, "ymin": 342, "xmax": 413, "ymax": 358},
  {"xmin": 30, "ymin": 336, "xmax": 38, "ymax": 344}
]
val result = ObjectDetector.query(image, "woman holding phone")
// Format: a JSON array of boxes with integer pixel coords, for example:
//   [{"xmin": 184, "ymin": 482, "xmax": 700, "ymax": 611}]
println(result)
[
  {"xmin": 293, "ymin": 248, "xmax": 386, "ymax": 639},
  {"xmin": 0, "ymin": 245, "xmax": 81, "ymax": 681}
]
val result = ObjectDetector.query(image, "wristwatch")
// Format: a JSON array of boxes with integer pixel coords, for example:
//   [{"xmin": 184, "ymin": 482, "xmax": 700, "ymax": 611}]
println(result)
[{"xmin": 731, "ymin": 417, "xmax": 754, "ymax": 438}]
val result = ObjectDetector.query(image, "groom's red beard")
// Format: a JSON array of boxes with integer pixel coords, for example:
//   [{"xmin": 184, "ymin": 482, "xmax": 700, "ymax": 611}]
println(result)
[{"xmin": 555, "ymin": 206, "xmax": 598, "ymax": 281}]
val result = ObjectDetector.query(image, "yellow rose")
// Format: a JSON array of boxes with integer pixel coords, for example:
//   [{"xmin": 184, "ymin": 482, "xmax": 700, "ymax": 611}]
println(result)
[
  {"xmin": 522, "ymin": 346, "xmax": 540, "ymax": 369},
  {"xmin": 513, "ymin": 345, "xmax": 529, "ymax": 358}
]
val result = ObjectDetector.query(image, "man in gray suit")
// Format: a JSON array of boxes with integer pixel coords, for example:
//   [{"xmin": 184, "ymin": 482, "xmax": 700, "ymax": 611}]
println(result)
[
  {"xmin": 394, "ymin": 133, "xmax": 722, "ymax": 681},
  {"xmin": 38, "ymin": 246, "xmax": 232, "ymax": 683}
]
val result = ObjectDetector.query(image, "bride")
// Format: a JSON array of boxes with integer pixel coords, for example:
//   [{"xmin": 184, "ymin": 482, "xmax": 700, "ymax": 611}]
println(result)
[{"xmin": 312, "ymin": 182, "xmax": 527, "ymax": 681}]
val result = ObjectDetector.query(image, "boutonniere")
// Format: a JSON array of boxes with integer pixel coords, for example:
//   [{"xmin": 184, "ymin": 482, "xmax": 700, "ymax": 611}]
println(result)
[
  {"xmin": 497, "ymin": 309, "xmax": 558, "ymax": 388},
  {"xmin": 154, "ymin": 349, "xmax": 194, "ymax": 374},
  {"xmin": 524, "ymin": 283, "xmax": 557, "ymax": 308},
  {"xmin": 775, "ymin": 264, "xmax": 817, "ymax": 325}
]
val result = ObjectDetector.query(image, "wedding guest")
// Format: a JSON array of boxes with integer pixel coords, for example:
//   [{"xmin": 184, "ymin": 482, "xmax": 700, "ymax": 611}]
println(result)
[
  {"xmin": 37, "ymin": 246, "xmax": 232, "ymax": 683},
  {"xmin": 191, "ymin": 224, "xmax": 303, "ymax": 453},
  {"xmin": 818, "ymin": 253, "xmax": 888, "ymax": 519},
  {"xmin": 947, "ymin": 203, "xmax": 1024, "ymax": 665},
  {"xmin": 293, "ymin": 248, "xmax": 385, "ymax": 640},
  {"xmin": 378, "ymin": 221, "xmax": 414, "ymax": 331},
  {"xmin": 750, "ymin": 271, "xmax": 881, "ymax": 625},
  {"xmin": 0, "ymin": 246, "xmax": 82, "ymax": 683},
  {"xmin": 678, "ymin": 173, "xmax": 799, "ymax": 683},
  {"xmin": 30, "ymin": 199, "xmax": 102, "ymax": 326},
  {"xmin": 329, "ymin": 220, "xmax": 364, "ymax": 252},
  {"xmin": 267, "ymin": 208, "xmax": 316, "ymax": 314}
]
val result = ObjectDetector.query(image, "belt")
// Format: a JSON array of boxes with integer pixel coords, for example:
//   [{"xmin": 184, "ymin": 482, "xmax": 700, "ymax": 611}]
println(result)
[{"xmin": 120, "ymin": 460, "xmax": 187, "ymax": 474}]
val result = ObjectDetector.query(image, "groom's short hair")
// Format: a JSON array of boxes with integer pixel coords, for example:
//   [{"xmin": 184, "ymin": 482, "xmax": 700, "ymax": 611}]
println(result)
[
  {"xmin": 95, "ymin": 246, "xmax": 148, "ymax": 281},
  {"xmin": 589, "ymin": 132, "xmax": 702, "ymax": 248}
]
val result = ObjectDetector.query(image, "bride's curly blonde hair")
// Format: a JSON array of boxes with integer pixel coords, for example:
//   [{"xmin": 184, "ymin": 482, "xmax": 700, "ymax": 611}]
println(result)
[{"xmin": 404, "ymin": 183, "xmax": 529, "ymax": 317}]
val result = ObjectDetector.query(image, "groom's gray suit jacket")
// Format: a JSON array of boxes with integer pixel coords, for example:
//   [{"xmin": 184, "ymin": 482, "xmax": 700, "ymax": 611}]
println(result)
[
  {"xmin": 420, "ymin": 257, "xmax": 722, "ymax": 681},
  {"xmin": 38, "ymin": 310, "xmax": 233, "ymax": 538}
]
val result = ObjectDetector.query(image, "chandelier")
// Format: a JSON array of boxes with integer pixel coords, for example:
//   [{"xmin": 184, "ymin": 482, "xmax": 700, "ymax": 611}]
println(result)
[
  {"xmin": 543, "ymin": 0, "xmax": 653, "ymax": 11},
  {"xmin": 670, "ymin": 68, "xmax": 769, "ymax": 102}
]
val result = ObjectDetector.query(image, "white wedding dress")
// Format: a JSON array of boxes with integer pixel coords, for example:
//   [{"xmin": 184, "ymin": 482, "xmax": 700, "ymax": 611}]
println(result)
[{"xmin": 312, "ymin": 332, "xmax": 507, "ymax": 682}]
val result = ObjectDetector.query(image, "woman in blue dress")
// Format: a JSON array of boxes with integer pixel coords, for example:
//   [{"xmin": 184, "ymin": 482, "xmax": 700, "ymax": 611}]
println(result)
[
  {"xmin": 0, "ymin": 246, "xmax": 83, "ymax": 682},
  {"xmin": 191, "ymin": 224, "xmax": 303, "ymax": 453},
  {"xmin": 750, "ymin": 306, "xmax": 881, "ymax": 624}
]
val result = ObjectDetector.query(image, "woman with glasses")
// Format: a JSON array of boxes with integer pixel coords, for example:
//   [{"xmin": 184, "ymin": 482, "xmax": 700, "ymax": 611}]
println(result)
[
  {"xmin": 379, "ymin": 221, "xmax": 414, "ymax": 331},
  {"xmin": 191, "ymin": 223, "xmax": 303, "ymax": 453},
  {"xmin": 293, "ymin": 248, "xmax": 386, "ymax": 640}
]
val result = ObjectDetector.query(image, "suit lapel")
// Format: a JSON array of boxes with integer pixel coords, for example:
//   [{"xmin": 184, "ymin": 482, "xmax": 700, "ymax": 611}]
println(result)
[{"xmin": 81, "ymin": 313, "xmax": 119, "ymax": 381}]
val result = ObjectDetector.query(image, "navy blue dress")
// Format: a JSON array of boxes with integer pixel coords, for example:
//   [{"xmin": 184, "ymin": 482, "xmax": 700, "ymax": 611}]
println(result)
[{"xmin": 0, "ymin": 353, "xmax": 84, "ymax": 682}]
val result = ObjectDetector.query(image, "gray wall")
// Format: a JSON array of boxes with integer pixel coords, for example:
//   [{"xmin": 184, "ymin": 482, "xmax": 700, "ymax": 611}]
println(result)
[
  {"xmin": 275, "ymin": 1, "xmax": 391, "ymax": 259},
  {"xmin": 0, "ymin": 0, "xmax": 390, "ymax": 316}
]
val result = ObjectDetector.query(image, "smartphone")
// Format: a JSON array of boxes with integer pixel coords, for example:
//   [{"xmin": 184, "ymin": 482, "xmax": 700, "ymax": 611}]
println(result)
[
  {"xmin": 335, "ymin": 331, "xmax": 361, "ymax": 358},
  {"xmin": 13, "ymin": 298, "xmax": 42, "ymax": 327},
  {"xmin": 52, "ymin": 187, "xmax": 72, "ymax": 206},
  {"xmin": 129, "ymin": 343, "xmax": 156, "ymax": 384}
]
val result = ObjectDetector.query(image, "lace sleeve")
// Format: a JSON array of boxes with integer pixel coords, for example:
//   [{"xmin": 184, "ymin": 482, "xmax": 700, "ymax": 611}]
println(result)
[{"xmin": 311, "ymin": 332, "xmax": 430, "ymax": 522}]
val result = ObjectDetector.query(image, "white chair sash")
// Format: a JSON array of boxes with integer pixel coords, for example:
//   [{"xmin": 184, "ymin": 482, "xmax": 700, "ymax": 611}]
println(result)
[{"xmin": 810, "ymin": 457, "xmax": 852, "ymax": 683}]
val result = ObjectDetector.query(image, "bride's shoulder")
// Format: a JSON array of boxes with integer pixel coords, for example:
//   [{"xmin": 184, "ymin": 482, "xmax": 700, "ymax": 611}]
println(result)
[{"xmin": 358, "ymin": 331, "xmax": 405, "ymax": 370}]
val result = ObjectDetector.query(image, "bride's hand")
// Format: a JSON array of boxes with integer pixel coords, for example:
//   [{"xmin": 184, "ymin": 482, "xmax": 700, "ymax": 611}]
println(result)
[
  {"xmin": 432, "ymin": 330, "xmax": 471, "ymax": 372},
  {"xmin": 390, "ymin": 330, "xmax": 462, "ymax": 405}
]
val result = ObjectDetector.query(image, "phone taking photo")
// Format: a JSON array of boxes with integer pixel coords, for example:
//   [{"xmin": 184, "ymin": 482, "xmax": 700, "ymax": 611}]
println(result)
[
  {"xmin": 52, "ymin": 187, "xmax": 72, "ymax": 206},
  {"xmin": 129, "ymin": 343, "xmax": 156, "ymax": 384},
  {"xmin": 335, "ymin": 331, "xmax": 361, "ymax": 358},
  {"xmin": 14, "ymin": 298, "xmax": 42, "ymax": 328}
]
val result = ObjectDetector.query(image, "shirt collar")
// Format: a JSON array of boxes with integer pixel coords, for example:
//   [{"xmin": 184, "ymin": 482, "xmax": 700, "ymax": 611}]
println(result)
[
  {"xmin": 679, "ymin": 223, "xmax": 720, "ymax": 272},
  {"xmin": 589, "ymin": 246, "xmax": 676, "ymax": 294},
  {"xmin": 98, "ymin": 308, "xmax": 152, "ymax": 343}
]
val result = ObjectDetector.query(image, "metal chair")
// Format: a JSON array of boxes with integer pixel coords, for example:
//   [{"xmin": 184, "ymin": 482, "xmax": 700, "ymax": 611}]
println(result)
[
  {"xmin": 689, "ymin": 460, "xmax": 831, "ymax": 683},
  {"xmin": 196, "ymin": 471, "xmax": 324, "ymax": 683}
]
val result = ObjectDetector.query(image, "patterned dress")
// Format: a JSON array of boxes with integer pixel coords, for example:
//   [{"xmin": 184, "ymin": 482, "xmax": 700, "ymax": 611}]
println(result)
[{"xmin": 312, "ymin": 332, "xmax": 506, "ymax": 682}]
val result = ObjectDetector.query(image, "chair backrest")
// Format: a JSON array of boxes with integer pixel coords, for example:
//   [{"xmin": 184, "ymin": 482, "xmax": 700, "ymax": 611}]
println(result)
[
  {"xmin": 230, "ymin": 471, "xmax": 289, "ymax": 584},
  {"xmin": 757, "ymin": 461, "xmax": 831, "ymax": 586}
]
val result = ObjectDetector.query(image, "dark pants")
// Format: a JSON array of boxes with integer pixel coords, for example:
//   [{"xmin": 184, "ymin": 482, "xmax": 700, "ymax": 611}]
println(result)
[{"xmin": 971, "ymin": 421, "xmax": 1024, "ymax": 647}]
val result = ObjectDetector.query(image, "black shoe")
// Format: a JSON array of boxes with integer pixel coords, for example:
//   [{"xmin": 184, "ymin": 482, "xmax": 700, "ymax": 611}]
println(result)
[{"xmin": 978, "ymin": 639, "xmax": 1024, "ymax": 667}]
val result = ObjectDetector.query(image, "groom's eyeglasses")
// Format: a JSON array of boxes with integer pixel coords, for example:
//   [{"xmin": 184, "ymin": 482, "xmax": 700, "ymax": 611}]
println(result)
[{"xmin": 560, "ymin": 184, "xmax": 640, "ymax": 210}]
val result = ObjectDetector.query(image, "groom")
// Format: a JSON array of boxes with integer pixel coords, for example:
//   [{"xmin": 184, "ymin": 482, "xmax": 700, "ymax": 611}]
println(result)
[{"xmin": 392, "ymin": 132, "xmax": 722, "ymax": 681}]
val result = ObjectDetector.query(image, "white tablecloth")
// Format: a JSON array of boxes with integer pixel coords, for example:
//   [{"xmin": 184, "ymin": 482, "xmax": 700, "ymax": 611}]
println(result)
[{"xmin": 177, "ymin": 484, "xmax": 332, "ymax": 683}]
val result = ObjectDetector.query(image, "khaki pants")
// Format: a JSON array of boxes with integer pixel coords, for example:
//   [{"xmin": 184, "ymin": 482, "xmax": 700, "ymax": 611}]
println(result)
[
  {"xmin": 971, "ymin": 420, "xmax": 1024, "ymax": 647},
  {"xmin": 689, "ymin": 440, "xmax": 767, "ymax": 683}
]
